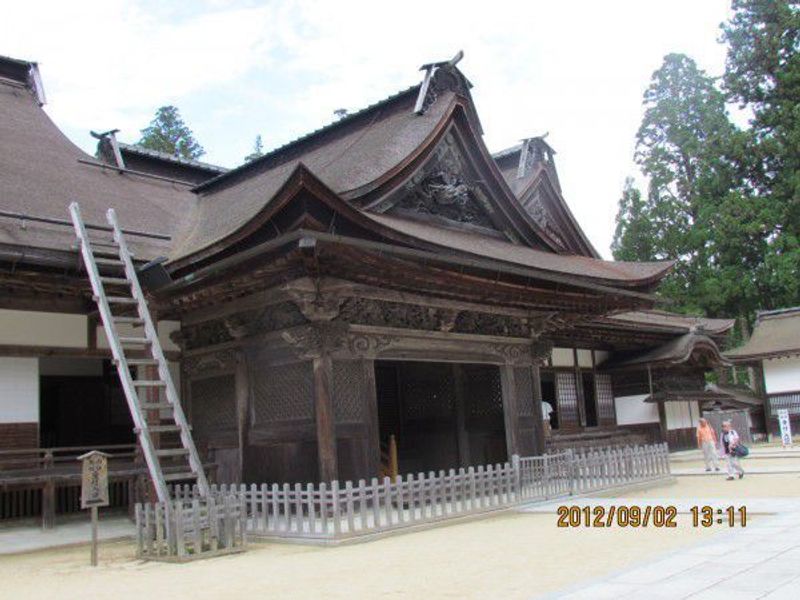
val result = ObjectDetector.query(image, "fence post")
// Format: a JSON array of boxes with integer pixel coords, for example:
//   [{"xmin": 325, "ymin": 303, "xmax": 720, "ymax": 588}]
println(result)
[
  {"xmin": 511, "ymin": 454, "xmax": 521, "ymax": 502},
  {"xmin": 331, "ymin": 480, "xmax": 341, "ymax": 537},
  {"xmin": 565, "ymin": 449, "xmax": 575, "ymax": 495}
]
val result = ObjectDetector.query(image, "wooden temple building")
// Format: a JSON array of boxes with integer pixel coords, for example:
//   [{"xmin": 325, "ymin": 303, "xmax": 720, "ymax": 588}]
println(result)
[{"xmin": 0, "ymin": 54, "xmax": 738, "ymax": 519}]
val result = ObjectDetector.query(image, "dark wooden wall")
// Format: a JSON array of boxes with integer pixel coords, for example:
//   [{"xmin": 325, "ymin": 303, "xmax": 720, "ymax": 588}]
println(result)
[{"xmin": 0, "ymin": 422, "xmax": 38, "ymax": 449}]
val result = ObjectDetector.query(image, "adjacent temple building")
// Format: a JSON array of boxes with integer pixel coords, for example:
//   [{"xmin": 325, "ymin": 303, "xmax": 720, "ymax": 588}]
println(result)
[{"xmin": 1, "ymin": 53, "xmax": 745, "ymax": 504}]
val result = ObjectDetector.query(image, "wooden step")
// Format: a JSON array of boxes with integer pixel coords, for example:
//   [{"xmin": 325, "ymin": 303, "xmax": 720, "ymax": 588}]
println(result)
[
  {"xmin": 142, "ymin": 402, "xmax": 172, "ymax": 410},
  {"xmin": 100, "ymin": 276, "xmax": 129, "ymax": 285},
  {"xmin": 95, "ymin": 257, "xmax": 123, "ymax": 266},
  {"xmin": 133, "ymin": 379, "xmax": 165, "ymax": 387},
  {"xmin": 119, "ymin": 336, "xmax": 150, "ymax": 345},
  {"xmin": 163, "ymin": 472, "xmax": 198, "ymax": 482},
  {"xmin": 113, "ymin": 316, "xmax": 144, "ymax": 325},
  {"xmin": 147, "ymin": 425, "xmax": 182, "ymax": 433},
  {"xmin": 104, "ymin": 296, "xmax": 138, "ymax": 304},
  {"xmin": 124, "ymin": 358, "xmax": 158, "ymax": 366},
  {"xmin": 156, "ymin": 448, "xmax": 189, "ymax": 457}
]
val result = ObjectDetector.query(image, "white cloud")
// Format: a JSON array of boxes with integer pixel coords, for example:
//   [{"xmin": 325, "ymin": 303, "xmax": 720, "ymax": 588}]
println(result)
[{"xmin": 1, "ymin": 0, "xmax": 731, "ymax": 256}]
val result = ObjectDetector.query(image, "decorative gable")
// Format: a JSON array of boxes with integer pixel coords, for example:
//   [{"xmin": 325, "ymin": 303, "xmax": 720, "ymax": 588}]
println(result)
[{"xmin": 372, "ymin": 132, "xmax": 511, "ymax": 237}]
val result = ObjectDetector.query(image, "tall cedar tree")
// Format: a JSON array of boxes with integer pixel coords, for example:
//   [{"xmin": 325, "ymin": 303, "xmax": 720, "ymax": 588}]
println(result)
[
  {"xmin": 244, "ymin": 134, "xmax": 264, "ymax": 162},
  {"xmin": 721, "ymin": 0, "xmax": 800, "ymax": 312},
  {"xmin": 613, "ymin": 53, "xmax": 741, "ymax": 315},
  {"xmin": 138, "ymin": 105, "xmax": 205, "ymax": 159}
]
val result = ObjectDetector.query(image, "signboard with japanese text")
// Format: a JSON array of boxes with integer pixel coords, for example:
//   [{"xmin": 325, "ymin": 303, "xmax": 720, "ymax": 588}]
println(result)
[
  {"xmin": 778, "ymin": 409, "xmax": 793, "ymax": 448},
  {"xmin": 79, "ymin": 451, "xmax": 110, "ymax": 509}
]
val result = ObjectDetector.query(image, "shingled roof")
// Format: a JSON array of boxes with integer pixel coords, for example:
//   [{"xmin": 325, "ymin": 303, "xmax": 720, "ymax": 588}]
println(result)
[
  {"xmin": 366, "ymin": 212, "xmax": 672, "ymax": 288},
  {"xmin": 606, "ymin": 310, "xmax": 735, "ymax": 336},
  {"xmin": 1, "ymin": 53, "xmax": 676, "ymax": 300},
  {"xmin": 0, "ymin": 58, "xmax": 196, "ymax": 260},
  {"xmin": 726, "ymin": 307, "xmax": 800, "ymax": 361}
]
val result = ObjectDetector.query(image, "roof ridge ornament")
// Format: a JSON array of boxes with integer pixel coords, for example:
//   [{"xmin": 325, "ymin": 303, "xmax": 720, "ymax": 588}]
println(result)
[
  {"xmin": 414, "ymin": 50, "xmax": 464, "ymax": 115},
  {"xmin": 90, "ymin": 129, "xmax": 126, "ymax": 170},
  {"xmin": 516, "ymin": 133, "xmax": 553, "ymax": 179}
]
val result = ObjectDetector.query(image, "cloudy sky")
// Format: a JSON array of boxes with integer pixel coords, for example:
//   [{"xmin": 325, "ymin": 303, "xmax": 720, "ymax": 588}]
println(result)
[{"xmin": 2, "ymin": 0, "xmax": 732, "ymax": 257}]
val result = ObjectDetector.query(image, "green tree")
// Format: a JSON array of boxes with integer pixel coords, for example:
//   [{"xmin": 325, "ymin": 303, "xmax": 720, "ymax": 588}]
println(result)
[
  {"xmin": 720, "ymin": 0, "xmax": 800, "ymax": 311},
  {"xmin": 244, "ymin": 134, "xmax": 264, "ymax": 162},
  {"xmin": 614, "ymin": 53, "xmax": 741, "ymax": 314},
  {"xmin": 611, "ymin": 178, "xmax": 655, "ymax": 262},
  {"xmin": 138, "ymin": 105, "xmax": 204, "ymax": 159}
]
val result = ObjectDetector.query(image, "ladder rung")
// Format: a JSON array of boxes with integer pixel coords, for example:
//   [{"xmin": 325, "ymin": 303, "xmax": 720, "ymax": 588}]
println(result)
[
  {"xmin": 95, "ymin": 257, "xmax": 123, "ymax": 266},
  {"xmin": 147, "ymin": 425, "xmax": 182, "ymax": 433},
  {"xmin": 113, "ymin": 316, "xmax": 144, "ymax": 325},
  {"xmin": 104, "ymin": 296, "xmax": 138, "ymax": 304},
  {"xmin": 89, "ymin": 240, "xmax": 119, "ymax": 248},
  {"xmin": 163, "ymin": 472, "xmax": 198, "ymax": 482},
  {"xmin": 142, "ymin": 402, "xmax": 172, "ymax": 410},
  {"xmin": 156, "ymin": 448, "xmax": 189, "ymax": 457},
  {"xmin": 133, "ymin": 380, "xmax": 165, "ymax": 387},
  {"xmin": 119, "ymin": 336, "xmax": 150, "ymax": 345},
  {"xmin": 124, "ymin": 358, "xmax": 158, "ymax": 366},
  {"xmin": 100, "ymin": 276, "xmax": 129, "ymax": 285}
]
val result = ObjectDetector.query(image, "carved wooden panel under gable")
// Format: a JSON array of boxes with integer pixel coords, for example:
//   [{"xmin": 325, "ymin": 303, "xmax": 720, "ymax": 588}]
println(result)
[{"xmin": 375, "ymin": 132, "xmax": 508, "ymax": 236}]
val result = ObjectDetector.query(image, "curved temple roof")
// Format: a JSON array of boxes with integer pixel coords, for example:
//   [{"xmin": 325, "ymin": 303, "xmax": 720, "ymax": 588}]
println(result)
[{"xmin": 0, "ymin": 53, "xmax": 673, "ymax": 298}]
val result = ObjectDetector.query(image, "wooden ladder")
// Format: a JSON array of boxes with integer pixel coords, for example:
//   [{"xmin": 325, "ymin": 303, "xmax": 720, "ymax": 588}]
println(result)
[{"xmin": 68, "ymin": 202, "xmax": 209, "ymax": 503}]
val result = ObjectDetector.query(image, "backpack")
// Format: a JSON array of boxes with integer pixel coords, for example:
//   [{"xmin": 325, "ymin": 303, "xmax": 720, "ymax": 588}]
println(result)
[{"xmin": 732, "ymin": 445, "xmax": 749, "ymax": 458}]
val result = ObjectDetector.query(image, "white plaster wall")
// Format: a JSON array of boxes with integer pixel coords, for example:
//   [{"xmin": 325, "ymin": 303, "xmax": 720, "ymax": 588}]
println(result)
[
  {"xmin": 763, "ymin": 356, "xmax": 800, "ymax": 394},
  {"xmin": 551, "ymin": 347, "xmax": 574, "ymax": 367},
  {"xmin": 666, "ymin": 401, "xmax": 693, "ymax": 430},
  {"xmin": 576, "ymin": 349, "xmax": 593, "ymax": 368},
  {"xmin": 615, "ymin": 394, "xmax": 659, "ymax": 425},
  {"xmin": 0, "ymin": 357, "xmax": 39, "ymax": 423},
  {"xmin": 0, "ymin": 310, "xmax": 85, "ymax": 348}
]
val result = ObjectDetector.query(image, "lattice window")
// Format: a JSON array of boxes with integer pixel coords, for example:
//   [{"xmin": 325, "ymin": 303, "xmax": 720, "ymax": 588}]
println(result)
[
  {"xmin": 333, "ymin": 360, "xmax": 366, "ymax": 423},
  {"xmin": 769, "ymin": 392, "xmax": 800, "ymax": 415},
  {"xmin": 514, "ymin": 367, "xmax": 534, "ymax": 417},
  {"xmin": 252, "ymin": 362, "xmax": 313, "ymax": 423},
  {"xmin": 191, "ymin": 374, "xmax": 236, "ymax": 438},
  {"xmin": 595, "ymin": 373, "xmax": 615, "ymax": 422},
  {"xmin": 401, "ymin": 363, "xmax": 455, "ymax": 420},
  {"xmin": 463, "ymin": 365, "xmax": 502, "ymax": 418},
  {"xmin": 555, "ymin": 372, "xmax": 579, "ymax": 427}
]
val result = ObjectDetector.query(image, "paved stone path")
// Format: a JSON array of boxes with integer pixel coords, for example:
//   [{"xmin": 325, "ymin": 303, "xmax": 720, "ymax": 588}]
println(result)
[
  {"xmin": 672, "ymin": 466, "xmax": 800, "ymax": 476},
  {"xmin": 0, "ymin": 515, "xmax": 134, "ymax": 554},
  {"xmin": 528, "ymin": 496, "xmax": 800, "ymax": 599}
]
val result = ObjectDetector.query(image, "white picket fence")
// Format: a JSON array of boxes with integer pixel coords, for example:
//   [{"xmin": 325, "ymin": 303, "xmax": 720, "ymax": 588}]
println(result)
[
  {"xmin": 136, "ymin": 442, "xmax": 670, "ymax": 557},
  {"xmin": 135, "ymin": 494, "xmax": 247, "ymax": 561}
]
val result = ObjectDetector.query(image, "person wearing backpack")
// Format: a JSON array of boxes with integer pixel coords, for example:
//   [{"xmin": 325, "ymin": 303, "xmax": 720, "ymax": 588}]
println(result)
[{"xmin": 721, "ymin": 420, "xmax": 745, "ymax": 480}]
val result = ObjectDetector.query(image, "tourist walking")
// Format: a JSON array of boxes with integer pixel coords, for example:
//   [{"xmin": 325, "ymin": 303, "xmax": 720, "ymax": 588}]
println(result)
[
  {"xmin": 721, "ymin": 420, "xmax": 745, "ymax": 480},
  {"xmin": 696, "ymin": 418, "xmax": 719, "ymax": 472}
]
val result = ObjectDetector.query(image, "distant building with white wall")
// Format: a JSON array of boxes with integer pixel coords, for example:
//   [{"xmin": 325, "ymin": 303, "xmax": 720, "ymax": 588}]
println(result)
[{"xmin": 727, "ymin": 307, "xmax": 800, "ymax": 437}]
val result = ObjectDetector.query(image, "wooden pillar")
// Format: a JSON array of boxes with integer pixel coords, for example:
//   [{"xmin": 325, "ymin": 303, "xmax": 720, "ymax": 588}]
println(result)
[
  {"xmin": 500, "ymin": 365, "xmax": 520, "ymax": 457},
  {"xmin": 41, "ymin": 449, "xmax": 55, "ymax": 529},
  {"xmin": 531, "ymin": 364, "xmax": 545, "ymax": 455},
  {"xmin": 362, "ymin": 359, "xmax": 380, "ymax": 476},
  {"xmin": 573, "ymin": 348, "xmax": 586, "ymax": 428},
  {"xmin": 234, "ymin": 350, "xmax": 250, "ymax": 484},
  {"xmin": 452, "ymin": 364, "xmax": 470, "ymax": 466},
  {"xmin": 313, "ymin": 355, "xmax": 338, "ymax": 482}
]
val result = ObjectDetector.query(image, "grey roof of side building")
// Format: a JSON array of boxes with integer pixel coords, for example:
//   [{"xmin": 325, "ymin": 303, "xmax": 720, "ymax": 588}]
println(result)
[
  {"xmin": 726, "ymin": 306, "xmax": 800, "ymax": 361},
  {"xmin": 117, "ymin": 142, "xmax": 228, "ymax": 174}
]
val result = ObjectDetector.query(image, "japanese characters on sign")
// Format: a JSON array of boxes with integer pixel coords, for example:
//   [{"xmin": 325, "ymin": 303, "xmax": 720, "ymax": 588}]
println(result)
[{"xmin": 78, "ymin": 451, "xmax": 110, "ymax": 509}]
